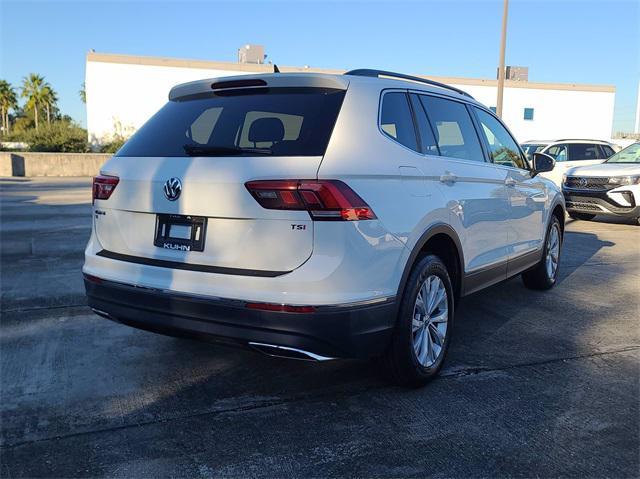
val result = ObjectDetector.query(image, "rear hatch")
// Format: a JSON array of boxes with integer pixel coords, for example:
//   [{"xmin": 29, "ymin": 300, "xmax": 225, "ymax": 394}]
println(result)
[{"xmin": 93, "ymin": 75, "xmax": 348, "ymax": 274}]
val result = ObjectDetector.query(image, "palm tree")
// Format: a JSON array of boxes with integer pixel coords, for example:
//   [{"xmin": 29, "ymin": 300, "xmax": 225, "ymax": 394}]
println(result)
[
  {"xmin": 42, "ymin": 85, "xmax": 58, "ymax": 125},
  {"xmin": 21, "ymin": 73, "xmax": 48, "ymax": 130},
  {"xmin": 79, "ymin": 82, "xmax": 86, "ymax": 104},
  {"xmin": 0, "ymin": 80, "xmax": 18, "ymax": 134}
]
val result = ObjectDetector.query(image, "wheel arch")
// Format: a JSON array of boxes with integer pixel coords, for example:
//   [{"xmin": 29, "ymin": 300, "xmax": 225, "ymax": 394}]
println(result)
[
  {"xmin": 397, "ymin": 224, "xmax": 465, "ymax": 306},
  {"xmin": 551, "ymin": 201, "xmax": 565, "ymax": 236}
]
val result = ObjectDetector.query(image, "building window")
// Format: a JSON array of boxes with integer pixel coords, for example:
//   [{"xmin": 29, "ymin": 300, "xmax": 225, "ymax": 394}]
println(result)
[
  {"xmin": 490, "ymin": 106, "xmax": 497, "ymax": 113},
  {"xmin": 523, "ymin": 108, "xmax": 534, "ymax": 120}
]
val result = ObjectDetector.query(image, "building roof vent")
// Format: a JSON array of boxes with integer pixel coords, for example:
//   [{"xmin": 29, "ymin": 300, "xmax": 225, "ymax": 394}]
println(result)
[{"xmin": 238, "ymin": 44, "xmax": 266, "ymax": 64}]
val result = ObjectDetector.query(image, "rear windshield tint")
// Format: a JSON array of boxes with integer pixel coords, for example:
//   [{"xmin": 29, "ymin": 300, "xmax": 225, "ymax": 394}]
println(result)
[{"xmin": 116, "ymin": 87, "xmax": 346, "ymax": 157}]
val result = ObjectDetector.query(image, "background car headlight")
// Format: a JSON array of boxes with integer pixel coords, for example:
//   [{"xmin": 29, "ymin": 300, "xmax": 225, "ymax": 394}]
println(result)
[
  {"xmin": 608, "ymin": 176, "xmax": 640, "ymax": 186},
  {"xmin": 562, "ymin": 174, "xmax": 567, "ymax": 184}
]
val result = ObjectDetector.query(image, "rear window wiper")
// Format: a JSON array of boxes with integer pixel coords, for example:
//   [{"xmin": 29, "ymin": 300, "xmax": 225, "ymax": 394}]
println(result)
[{"xmin": 183, "ymin": 144, "xmax": 272, "ymax": 156}]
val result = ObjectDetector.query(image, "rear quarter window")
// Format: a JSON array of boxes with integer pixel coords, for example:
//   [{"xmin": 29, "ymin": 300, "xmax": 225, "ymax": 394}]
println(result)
[
  {"xmin": 567, "ymin": 143, "xmax": 600, "ymax": 161},
  {"xmin": 116, "ymin": 87, "xmax": 345, "ymax": 157},
  {"xmin": 599, "ymin": 145, "xmax": 615, "ymax": 158},
  {"xmin": 379, "ymin": 92, "xmax": 419, "ymax": 151}
]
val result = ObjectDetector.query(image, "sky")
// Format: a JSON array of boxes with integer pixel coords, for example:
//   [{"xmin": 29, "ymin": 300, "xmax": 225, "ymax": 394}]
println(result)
[{"xmin": 1, "ymin": 0, "xmax": 639, "ymax": 132}]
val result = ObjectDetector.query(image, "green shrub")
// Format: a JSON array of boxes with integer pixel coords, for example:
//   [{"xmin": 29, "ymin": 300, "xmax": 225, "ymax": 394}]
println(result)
[
  {"xmin": 99, "ymin": 136, "xmax": 126, "ymax": 154},
  {"xmin": 4, "ymin": 121, "xmax": 89, "ymax": 152}
]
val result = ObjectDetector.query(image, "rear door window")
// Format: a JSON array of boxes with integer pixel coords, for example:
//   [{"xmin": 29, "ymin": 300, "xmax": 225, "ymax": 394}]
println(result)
[
  {"xmin": 567, "ymin": 143, "xmax": 600, "ymax": 161},
  {"xmin": 419, "ymin": 95, "xmax": 484, "ymax": 162},
  {"xmin": 409, "ymin": 94, "xmax": 440, "ymax": 155},
  {"xmin": 379, "ymin": 92, "xmax": 419, "ymax": 151},
  {"xmin": 116, "ymin": 87, "xmax": 346, "ymax": 157}
]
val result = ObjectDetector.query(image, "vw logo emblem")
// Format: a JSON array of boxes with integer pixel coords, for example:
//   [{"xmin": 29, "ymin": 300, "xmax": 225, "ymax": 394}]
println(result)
[
  {"xmin": 578, "ymin": 178, "xmax": 588, "ymax": 187},
  {"xmin": 163, "ymin": 177, "xmax": 182, "ymax": 201}
]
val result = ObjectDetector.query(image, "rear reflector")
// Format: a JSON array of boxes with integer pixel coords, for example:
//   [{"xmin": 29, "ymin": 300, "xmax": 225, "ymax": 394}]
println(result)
[
  {"xmin": 93, "ymin": 175, "xmax": 119, "ymax": 203},
  {"xmin": 83, "ymin": 273, "xmax": 103, "ymax": 284},
  {"xmin": 246, "ymin": 302, "xmax": 316, "ymax": 313},
  {"xmin": 245, "ymin": 180, "xmax": 376, "ymax": 221}
]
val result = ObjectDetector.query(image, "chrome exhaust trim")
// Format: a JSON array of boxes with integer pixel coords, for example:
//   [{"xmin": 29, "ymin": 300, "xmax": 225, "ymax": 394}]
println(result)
[
  {"xmin": 91, "ymin": 308, "xmax": 113, "ymax": 320},
  {"xmin": 248, "ymin": 342, "xmax": 335, "ymax": 362}
]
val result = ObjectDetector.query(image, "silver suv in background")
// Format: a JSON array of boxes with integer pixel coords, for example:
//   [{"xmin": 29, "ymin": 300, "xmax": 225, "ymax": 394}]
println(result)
[{"xmin": 521, "ymin": 139, "xmax": 617, "ymax": 187}]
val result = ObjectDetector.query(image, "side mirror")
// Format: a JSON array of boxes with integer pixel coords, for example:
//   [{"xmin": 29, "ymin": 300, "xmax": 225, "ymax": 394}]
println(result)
[{"xmin": 531, "ymin": 152, "xmax": 555, "ymax": 176}]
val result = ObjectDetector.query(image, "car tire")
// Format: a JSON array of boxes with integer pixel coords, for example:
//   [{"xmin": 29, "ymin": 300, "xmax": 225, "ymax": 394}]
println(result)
[
  {"xmin": 522, "ymin": 216, "xmax": 563, "ymax": 290},
  {"xmin": 381, "ymin": 254, "xmax": 454, "ymax": 388},
  {"xmin": 568, "ymin": 212, "xmax": 596, "ymax": 221}
]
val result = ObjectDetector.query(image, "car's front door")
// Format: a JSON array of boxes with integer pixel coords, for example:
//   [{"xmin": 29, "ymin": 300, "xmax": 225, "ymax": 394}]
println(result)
[{"xmin": 472, "ymin": 107, "xmax": 547, "ymax": 273}]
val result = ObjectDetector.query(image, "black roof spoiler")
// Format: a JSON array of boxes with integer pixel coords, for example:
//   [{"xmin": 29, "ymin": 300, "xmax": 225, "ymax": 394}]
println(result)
[{"xmin": 345, "ymin": 69, "xmax": 474, "ymax": 99}]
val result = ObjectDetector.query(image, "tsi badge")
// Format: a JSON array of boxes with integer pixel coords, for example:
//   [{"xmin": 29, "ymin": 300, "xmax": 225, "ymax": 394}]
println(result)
[{"xmin": 164, "ymin": 177, "xmax": 182, "ymax": 201}]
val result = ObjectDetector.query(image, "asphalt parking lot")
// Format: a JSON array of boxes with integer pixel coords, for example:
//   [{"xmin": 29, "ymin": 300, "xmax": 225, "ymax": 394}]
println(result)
[{"xmin": 1, "ymin": 177, "xmax": 639, "ymax": 478}]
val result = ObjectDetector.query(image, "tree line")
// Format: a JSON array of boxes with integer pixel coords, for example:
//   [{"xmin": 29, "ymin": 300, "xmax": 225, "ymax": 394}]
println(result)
[
  {"xmin": 0, "ymin": 74, "xmax": 92, "ymax": 152},
  {"xmin": 0, "ymin": 74, "xmax": 74, "ymax": 133}
]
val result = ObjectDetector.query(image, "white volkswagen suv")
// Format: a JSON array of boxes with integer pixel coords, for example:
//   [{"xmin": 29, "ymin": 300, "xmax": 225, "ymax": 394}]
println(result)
[
  {"xmin": 84, "ymin": 69, "xmax": 565, "ymax": 387},
  {"xmin": 521, "ymin": 139, "xmax": 617, "ymax": 187},
  {"xmin": 563, "ymin": 142, "xmax": 640, "ymax": 224}
]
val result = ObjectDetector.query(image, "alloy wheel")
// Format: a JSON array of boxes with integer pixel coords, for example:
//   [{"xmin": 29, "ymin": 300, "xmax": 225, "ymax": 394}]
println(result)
[
  {"xmin": 412, "ymin": 275, "xmax": 449, "ymax": 367},
  {"xmin": 546, "ymin": 224, "xmax": 560, "ymax": 279}
]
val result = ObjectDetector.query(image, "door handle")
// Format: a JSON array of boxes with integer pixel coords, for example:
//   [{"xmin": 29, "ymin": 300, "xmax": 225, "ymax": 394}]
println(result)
[
  {"xmin": 440, "ymin": 172, "xmax": 457, "ymax": 184},
  {"xmin": 505, "ymin": 177, "xmax": 517, "ymax": 187}
]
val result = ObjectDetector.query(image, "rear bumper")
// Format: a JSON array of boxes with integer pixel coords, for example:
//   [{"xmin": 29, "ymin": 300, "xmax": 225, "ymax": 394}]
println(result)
[{"xmin": 84, "ymin": 275, "xmax": 396, "ymax": 360}]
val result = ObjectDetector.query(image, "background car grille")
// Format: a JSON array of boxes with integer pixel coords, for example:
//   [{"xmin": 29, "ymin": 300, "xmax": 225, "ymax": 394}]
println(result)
[
  {"xmin": 564, "ymin": 176, "xmax": 612, "ymax": 190},
  {"xmin": 565, "ymin": 200, "xmax": 602, "ymax": 211}
]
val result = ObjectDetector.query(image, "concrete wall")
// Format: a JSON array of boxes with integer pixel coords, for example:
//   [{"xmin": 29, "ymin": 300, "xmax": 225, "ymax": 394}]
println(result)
[{"xmin": 0, "ymin": 152, "xmax": 111, "ymax": 177}]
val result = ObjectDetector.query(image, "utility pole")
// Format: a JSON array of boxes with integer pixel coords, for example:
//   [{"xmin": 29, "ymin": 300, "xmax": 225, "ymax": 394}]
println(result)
[{"xmin": 496, "ymin": 0, "xmax": 509, "ymax": 118}]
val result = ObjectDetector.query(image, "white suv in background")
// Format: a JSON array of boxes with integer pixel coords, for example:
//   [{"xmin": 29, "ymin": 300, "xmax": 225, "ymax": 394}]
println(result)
[
  {"xmin": 563, "ymin": 142, "xmax": 640, "ymax": 224},
  {"xmin": 521, "ymin": 139, "xmax": 616, "ymax": 187},
  {"xmin": 84, "ymin": 69, "xmax": 565, "ymax": 387}
]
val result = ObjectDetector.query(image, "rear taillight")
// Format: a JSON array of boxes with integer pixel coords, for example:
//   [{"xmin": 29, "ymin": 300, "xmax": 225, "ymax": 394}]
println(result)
[
  {"xmin": 92, "ymin": 175, "xmax": 119, "ymax": 204},
  {"xmin": 245, "ymin": 180, "xmax": 376, "ymax": 221}
]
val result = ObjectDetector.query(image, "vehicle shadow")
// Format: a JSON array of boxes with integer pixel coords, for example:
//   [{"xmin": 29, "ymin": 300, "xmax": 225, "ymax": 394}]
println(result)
[
  {"xmin": 555, "ymin": 228, "xmax": 616, "ymax": 284},
  {"xmin": 72, "ymin": 229, "xmax": 627, "ymax": 411},
  {"xmin": 571, "ymin": 215, "xmax": 638, "ymax": 226}
]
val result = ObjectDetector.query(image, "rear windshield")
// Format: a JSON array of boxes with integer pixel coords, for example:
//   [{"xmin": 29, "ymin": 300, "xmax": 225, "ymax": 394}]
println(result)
[{"xmin": 116, "ymin": 87, "xmax": 346, "ymax": 157}]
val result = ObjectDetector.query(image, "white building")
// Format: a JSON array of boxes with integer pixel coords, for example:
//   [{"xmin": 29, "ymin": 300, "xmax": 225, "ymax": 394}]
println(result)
[{"xmin": 85, "ymin": 51, "xmax": 616, "ymax": 146}]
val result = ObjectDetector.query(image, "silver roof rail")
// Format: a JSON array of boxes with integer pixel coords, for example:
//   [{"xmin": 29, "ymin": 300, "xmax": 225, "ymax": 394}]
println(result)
[
  {"xmin": 345, "ymin": 69, "xmax": 474, "ymax": 99},
  {"xmin": 554, "ymin": 139, "xmax": 612, "ymax": 143}
]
